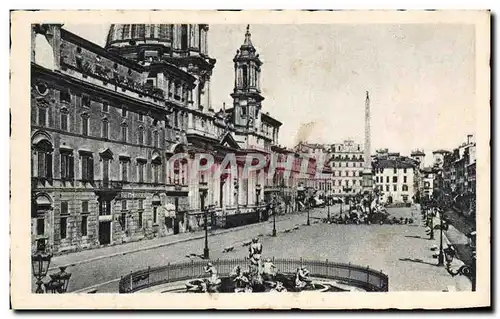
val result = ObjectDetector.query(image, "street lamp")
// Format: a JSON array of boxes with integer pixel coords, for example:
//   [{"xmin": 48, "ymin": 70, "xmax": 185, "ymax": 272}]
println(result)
[
  {"xmin": 47, "ymin": 266, "xmax": 72, "ymax": 293},
  {"xmin": 32, "ymin": 238, "xmax": 52, "ymax": 293},
  {"xmin": 203, "ymin": 202, "xmax": 211, "ymax": 260},
  {"xmin": 271, "ymin": 198, "xmax": 277, "ymax": 237},
  {"xmin": 443, "ymin": 245, "xmax": 476, "ymax": 291},
  {"xmin": 437, "ymin": 207, "xmax": 445, "ymax": 266},
  {"xmin": 306, "ymin": 196, "xmax": 311, "ymax": 226},
  {"xmin": 327, "ymin": 194, "xmax": 331, "ymax": 221}
]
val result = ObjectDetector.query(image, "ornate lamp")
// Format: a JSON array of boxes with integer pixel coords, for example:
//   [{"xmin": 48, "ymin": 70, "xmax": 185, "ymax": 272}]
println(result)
[
  {"xmin": 49, "ymin": 266, "xmax": 72, "ymax": 293},
  {"xmin": 31, "ymin": 238, "xmax": 52, "ymax": 293}
]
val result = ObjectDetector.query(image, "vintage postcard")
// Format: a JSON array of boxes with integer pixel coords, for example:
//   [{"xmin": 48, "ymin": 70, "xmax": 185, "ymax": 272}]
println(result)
[{"xmin": 10, "ymin": 10, "xmax": 490, "ymax": 309}]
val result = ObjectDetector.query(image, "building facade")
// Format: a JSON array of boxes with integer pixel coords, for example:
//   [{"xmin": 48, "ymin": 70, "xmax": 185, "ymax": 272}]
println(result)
[
  {"xmin": 31, "ymin": 24, "xmax": 315, "ymax": 254},
  {"xmin": 372, "ymin": 150, "xmax": 417, "ymax": 204},
  {"xmin": 439, "ymin": 134, "xmax": 476, "ymax": 218}
]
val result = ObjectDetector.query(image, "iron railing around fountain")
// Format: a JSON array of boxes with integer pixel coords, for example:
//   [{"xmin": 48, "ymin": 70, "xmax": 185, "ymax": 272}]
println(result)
[{"xmin": 118, "ymin": 258, "xmax": 389, "ymax": 293}]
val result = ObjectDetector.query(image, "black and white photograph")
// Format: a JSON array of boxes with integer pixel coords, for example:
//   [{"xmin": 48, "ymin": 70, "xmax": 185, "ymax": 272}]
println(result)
[{"xmin": 10, "ymin": 10, "xmax": 490, "ymax": 309}]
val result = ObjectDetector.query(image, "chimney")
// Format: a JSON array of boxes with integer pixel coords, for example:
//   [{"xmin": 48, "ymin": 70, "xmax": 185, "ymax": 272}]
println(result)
[{"xmin": 467, "ymin": 134, "xmax": 473, "ymax": 144}]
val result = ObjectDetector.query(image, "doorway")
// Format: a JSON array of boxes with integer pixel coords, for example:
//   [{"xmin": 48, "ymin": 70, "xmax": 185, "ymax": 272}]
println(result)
[{"xmin": 99, "ymin": 221, "xmax": 111, "ymax": 245}]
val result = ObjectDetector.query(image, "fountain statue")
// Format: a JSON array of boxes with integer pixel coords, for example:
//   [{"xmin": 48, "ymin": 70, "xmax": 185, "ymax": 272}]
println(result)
[{"xmin": 185, "ymin": 237, "xmax": 330, "ymax": 293}]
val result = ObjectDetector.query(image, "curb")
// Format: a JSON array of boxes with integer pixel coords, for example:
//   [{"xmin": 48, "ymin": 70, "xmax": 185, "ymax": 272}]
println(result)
[{"xmin": 49, "ymin": 211, "xmax": 313, "ymax": 272}]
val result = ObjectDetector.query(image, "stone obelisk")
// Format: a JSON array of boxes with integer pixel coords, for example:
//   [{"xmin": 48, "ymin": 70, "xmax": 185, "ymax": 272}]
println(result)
[{"xmin": 362, "ymin": 91, "xmax": 373, "ymax": 193}]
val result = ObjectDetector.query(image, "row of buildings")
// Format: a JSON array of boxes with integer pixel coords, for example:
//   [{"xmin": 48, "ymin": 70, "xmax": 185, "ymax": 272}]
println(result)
[
  {"xmin": 31, "ymin": 24, "xmax": 329, "ymax": 255},
  {"xmin": 295, "ymin": 141, "xmax": 422, "ymax": 204}
]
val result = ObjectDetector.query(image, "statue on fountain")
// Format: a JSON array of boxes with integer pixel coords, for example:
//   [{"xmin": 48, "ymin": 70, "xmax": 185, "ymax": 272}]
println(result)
[
  {"xmin": 295, "ymin": 266, "xmax": 312, "ymax": 290},
  {"xmin": 270, "ymin": 281, "xmax": 288, "ymax": 292},
  {"xmin": 248, "ymin": 237, "xmax": 263, "ymax": 277},
  {"xmin": 231, "ymin": 265, "xmax": 252, "ymax": 293},
  {"xmin": 203, "ymin": 262, "xmax": 221, "ymax": 292}
]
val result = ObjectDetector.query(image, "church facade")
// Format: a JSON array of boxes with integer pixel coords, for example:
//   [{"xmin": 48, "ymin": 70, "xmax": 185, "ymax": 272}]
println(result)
[{"xmin": 30, "ymin": 24, "xmax": 317, "ymax": 255}]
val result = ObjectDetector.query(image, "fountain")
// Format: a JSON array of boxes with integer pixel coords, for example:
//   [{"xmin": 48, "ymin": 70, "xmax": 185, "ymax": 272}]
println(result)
[{"xmin": 185, "ymin": 238, "xmax": 329, "ymax": 293}]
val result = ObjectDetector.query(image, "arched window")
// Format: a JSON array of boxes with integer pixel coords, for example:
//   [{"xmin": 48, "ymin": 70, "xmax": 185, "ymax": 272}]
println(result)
[
  {"xmin": 33, "ymin": 139, "xmax": 53, "ymax": 180},
  {"xmin": 242, "ymin": 65, "xmax": 248, "ymax": 88},
  {"xmin": 102, "ymin": 118, "xmax": 109, "ymax": 139},
  {"xmin": 137, "ymin": 126, "xmax": 144, "ymax": 145},
  {"xmin": 33, "ymin": 194, "xmax": 52, "ymax": 236}
]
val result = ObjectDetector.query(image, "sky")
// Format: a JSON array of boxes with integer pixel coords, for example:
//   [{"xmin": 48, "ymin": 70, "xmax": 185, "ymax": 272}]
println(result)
[{"xmin": 63, "ymin": 24, "xmax": 476, "ymax": 165}]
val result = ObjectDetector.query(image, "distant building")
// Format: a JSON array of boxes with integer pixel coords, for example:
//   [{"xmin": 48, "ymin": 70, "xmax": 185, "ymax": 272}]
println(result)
[
  {"xmin": 373, "ymin": 154, "xmax": 417, "ymax": 204},
  {"xmin": 295, "ymin": 140, "xmax": 364, "ymax": 197}
]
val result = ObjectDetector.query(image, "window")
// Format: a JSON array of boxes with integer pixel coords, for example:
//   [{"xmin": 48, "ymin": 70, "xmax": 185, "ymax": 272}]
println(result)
[
  {"xmin": 34, "ymin": 140, "xmax": 53, "ymax": 180},
  {"xmin": 138, "ymin": 127, "xmax": 144, "ymax": 145},
  {"xmin": 60, "ymin": 90, "xmax": 71, "ymax": 103},
  {"xmin": 102, "ymin": 102, "xmax": 108, "ymax": 112},
  {"xmin": 386, "ymin": 176, "xmax": 389, "ymax": 183},
  {"xmin": 81, "ymin": 215, "xmax": 88, "ymax": 236},
  {"xmin": 393, "ymin": 168, "xmax": 397, "ymax": 174},
  {"xmin": 403, "ymin": 168, "xmax": 407, "ymax": 173},
  {"xmin": 99, "ymin": 200, "xmax": 111, "ymax": 216},
  {"xmin": 138, "ymin": 211, "xmax": 143, "ymax": 228},
  {"xmin": 242, "ymin": 65, "xmax": 248, "ymax": 88},
  {"xmin": 241, "ymin": 105, "xmax": 247, "ymax": 117},
  {"xmin": 138, "ymin": 113, "xmax": 143, "ymax": 121},
  {"xmin": 386, "ymin": 185, "xmax": 389, "ymax": 191},
  {"xmin": 121, "ymin": 125, "xmax": 128, "ymax": 142},
  {"xmin": 82, "ymin": 115, "xmax": 89, "ymax": 136},
  {"xmin": 403, "ymin": 176, "xmax": 407, "ymax": 183},
  {"xmin": 393, "ymin": 176, "xmax": 398, "ymax": 183},
  {"xmin": 137, "ymin": 161, "xmax": 145, "ymax": 183},
  {"xmin": 81, "ymin": 201, "xmax": 88, "ymax": 214},
  {"xmin": 147, "ymin": 129, "xmax": 152, "ymax": 145},
  {"xmin": 181, "ymin": 25, "xmax": 188, "ymax": 50},
  {"xmin": 102, "ymin": 119, "xmax": 109, "ymax": 139},
  {"xmin": 60, "ymin": 217, "xmax": 68, "ymax": 239},
  {"xmin": 102, "ymin": 158, "xmax": 110, "ymax": 182},
  {"xmin": 119, "ymin": 213, "xmax": 126, "ymax": 230},
  {"xmin": 138, "ymin": 199, "xmax": 144, "ymax": 210},
  {"xmin": 38, "ymin": 107, "xmax": 47, "ymax": 126},
  {"xmin": 153, "ymin": 206, "xmax": 158, "ymax": 224},
  {"xmin": 393, "ymin": 185, "xmax": 397, "ymax": 192},
  {"xmin": 60, "ymin": 201, "xmax": 69, "ymax": 239},
  {"xmin": 152, "ymin": 163, "xmax": 160, "ymax": 184},
  {"xmin": 80, "ymin": 154, "xmax": 94, "ymax": 182},
  {"xmin": 82, "ymin": 95, "xmax": 90, "ymax": 108},
  {"xmin": 122, "ymin": 199, "xmax": 127, "ymax": 211},
  {"xmin": 122, "ymin": 107, "xmax": 127, "ymax": 117},
  {"xmin": 36, "ymin": 214, "xmax": 45, "ymax": 236},
  {"xmin": 153, "ymin": 131, "xmax": 159, "ymax": 148},
  {"xmin": 60, "ymin": 150, "xmax": 74, "ymax": 181},
  {"xmin": 402, "ymin": 184, "xmax": 409, "ymax": 192},
  {"xmin": 121, "ymin": 160, "xmax": 129, "ymax": 182},
  {"xmin": 159, "ymin": 25, "xmax": 172, "ymax": 40},
  {"xmin": 60, "ymin": 111, "xmax": 68, "ymax": 131}
]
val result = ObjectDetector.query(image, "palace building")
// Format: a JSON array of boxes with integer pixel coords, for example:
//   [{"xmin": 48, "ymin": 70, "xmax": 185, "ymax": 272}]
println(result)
[{"xmin": 31, "ymin": 24, "xmax": 316, "ymax": 254}]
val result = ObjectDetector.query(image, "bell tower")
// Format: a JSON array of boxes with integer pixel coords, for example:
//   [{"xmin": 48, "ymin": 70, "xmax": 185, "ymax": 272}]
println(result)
[{"xmin": 231, "ymin": 25, "xmax": 264, "ymax": 131}]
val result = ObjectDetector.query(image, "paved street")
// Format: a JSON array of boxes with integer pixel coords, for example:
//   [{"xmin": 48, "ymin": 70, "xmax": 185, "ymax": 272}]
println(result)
[{"xmin": 40, "ymin": 205, "xmax": 470, "ymax": 293}]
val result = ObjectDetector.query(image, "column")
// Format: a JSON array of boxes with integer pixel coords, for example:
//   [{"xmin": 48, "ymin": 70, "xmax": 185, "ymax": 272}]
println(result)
[
  {"xmin": 193, "ymin": 25, "xmax": 199, "ymax": 49},
  {"xmin": 164, "ymin": 76, "xmax": 170, "ymax": 99},
  {"xmin": 204, "ymin": 78, "xmax": 210, "ymax": 110}
]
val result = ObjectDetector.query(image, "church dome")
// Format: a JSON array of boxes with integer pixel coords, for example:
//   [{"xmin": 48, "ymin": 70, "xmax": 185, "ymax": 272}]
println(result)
[
  {"xmin": 105, "ymin": 24, "xmax": 210, "ymax": 63},
  {"xmin": 106, "ymin": 24, "xmax": 175, "ymax": 48}
]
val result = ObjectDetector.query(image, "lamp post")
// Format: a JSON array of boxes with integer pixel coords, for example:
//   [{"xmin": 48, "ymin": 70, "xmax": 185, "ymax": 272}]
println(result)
[
  {"xmin": 32, "ymin": 238, "xmax": 52, "ymax": 293},
  {"xmin": 32, "ymin": 238, "xmax": 72, "ymax": 293},
  {"xmin": 306, "ymin": 196, "xmax": 311, "ymax": 226},
  {"xmin": 443, "ymin": 246, "xmax": 476, "ymax": 291},
  {"xmin": 437, "ymin": 207, "xmax": 445, "ymax": 266},
  {"xmin": 271, "ymin": 199, "xmax": 277, "ymax": 237},
  {"xmin": 203, "ymin": 203, "xmax": 210, "ymax": 260},
  {"xmin": 327, "ymin": 194, "xmax": 331, "ymax": 221}
]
